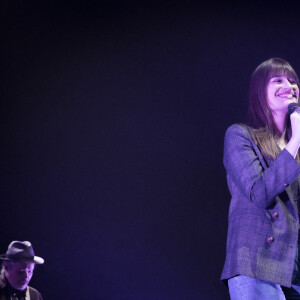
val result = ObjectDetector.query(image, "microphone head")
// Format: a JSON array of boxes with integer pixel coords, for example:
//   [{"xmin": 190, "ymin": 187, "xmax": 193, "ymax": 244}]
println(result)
[{"xmin": 288, "ymin": 102, "xmax": 299, "ymax": 115}]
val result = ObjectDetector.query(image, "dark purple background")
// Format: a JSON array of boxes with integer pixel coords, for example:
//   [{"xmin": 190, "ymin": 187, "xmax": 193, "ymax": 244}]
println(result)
[{"xmin": 2, "ymin": 1, "xmax": 300, "ymax": 299}]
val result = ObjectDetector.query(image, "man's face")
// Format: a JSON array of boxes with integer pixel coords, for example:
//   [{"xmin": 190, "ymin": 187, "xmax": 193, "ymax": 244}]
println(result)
[{"xmin": 4, "ymin": 262, "xmax": 35, "ymax": 290}]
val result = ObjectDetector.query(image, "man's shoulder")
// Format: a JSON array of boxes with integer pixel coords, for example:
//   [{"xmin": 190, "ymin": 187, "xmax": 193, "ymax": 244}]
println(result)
[{"xmin": 28, "ymin": 286, "xmax": 43, "ymax": 300}]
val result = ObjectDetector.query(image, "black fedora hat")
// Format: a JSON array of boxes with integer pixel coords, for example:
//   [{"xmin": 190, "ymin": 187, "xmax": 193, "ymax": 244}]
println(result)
[{"xmin": 0, "ymin": 241, "xmax": 44, "ymax": 264}]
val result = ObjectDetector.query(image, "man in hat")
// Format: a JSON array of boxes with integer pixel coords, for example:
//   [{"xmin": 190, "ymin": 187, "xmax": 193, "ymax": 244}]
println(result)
[{"xmin": 0, "ymin": 241, "xmax": 44, "ymax": 300}]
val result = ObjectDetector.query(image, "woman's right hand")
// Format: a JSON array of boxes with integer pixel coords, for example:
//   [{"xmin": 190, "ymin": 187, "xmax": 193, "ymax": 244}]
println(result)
[{"xmin": 286, "ymin": 109, "xmax": 300, "ymax": 158}]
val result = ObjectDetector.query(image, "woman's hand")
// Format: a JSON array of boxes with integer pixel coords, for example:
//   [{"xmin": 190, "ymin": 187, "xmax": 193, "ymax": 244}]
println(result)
[{"xmin": 286, "ymin": 109, "xmax": 300, "ymax": 158}]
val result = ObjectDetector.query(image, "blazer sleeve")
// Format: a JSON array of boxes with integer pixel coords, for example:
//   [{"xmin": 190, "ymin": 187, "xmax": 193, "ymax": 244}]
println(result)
[{"xmin": 224, "ymin": 124, "xmax": 300, "ymax": 208}]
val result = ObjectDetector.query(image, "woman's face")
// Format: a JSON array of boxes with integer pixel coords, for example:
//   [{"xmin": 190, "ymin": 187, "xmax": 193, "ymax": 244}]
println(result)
[{"xmin": 267, "ymin": 75, "xmax": 299, "ymax": 113}]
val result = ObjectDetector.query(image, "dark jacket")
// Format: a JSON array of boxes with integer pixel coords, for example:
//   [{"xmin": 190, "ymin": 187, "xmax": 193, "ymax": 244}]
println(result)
[{"xmin": 221, "ymin": 124, "xmax": 300, "ymax": 287}]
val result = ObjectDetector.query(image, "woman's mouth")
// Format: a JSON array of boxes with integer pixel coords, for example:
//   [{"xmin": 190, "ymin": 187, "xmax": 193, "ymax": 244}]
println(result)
[{"xmin": 277, "ymin": 90, "xmax": 297, "ymax": 99}]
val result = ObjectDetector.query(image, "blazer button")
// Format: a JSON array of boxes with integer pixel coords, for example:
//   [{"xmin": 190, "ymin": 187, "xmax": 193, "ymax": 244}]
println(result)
[
  {"xmin": 284, "ymin": 183, "xmax": 289, "ymax": 187},
  {"xmin": 272, "ymin": 212, "xmax": 279, "ymax": 218},
  {"xmin": 267, "ymin": 237, "xmax": 274, "ymax": 243}
]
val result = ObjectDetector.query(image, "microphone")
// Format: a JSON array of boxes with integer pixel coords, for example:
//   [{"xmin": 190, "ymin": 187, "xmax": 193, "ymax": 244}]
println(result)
[{"xmin": 288, "ymin": 103, "xmax": 299, "ymax": 115}]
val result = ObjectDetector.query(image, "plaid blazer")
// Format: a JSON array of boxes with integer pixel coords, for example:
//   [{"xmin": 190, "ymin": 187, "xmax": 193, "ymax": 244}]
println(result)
[{"xmin": 221, "ymin": 124, "xmax": 300, "ymax": 287}]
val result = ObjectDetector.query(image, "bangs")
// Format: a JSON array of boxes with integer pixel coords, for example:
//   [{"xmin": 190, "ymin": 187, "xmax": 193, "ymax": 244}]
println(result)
[{"xmin": 268, "ymin": 63, "xmax": 299, "ymax": 84}]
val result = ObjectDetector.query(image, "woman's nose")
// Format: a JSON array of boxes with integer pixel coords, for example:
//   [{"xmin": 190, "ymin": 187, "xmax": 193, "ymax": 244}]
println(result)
[{"xmin": 285, "ymin": 79, "xmax": 294, "ymax": 87}]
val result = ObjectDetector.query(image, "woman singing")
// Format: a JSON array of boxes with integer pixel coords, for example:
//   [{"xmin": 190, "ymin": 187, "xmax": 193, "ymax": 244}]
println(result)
[{"xmin": 221, "ymin": 58, "xmax": 300, "ymax": 299}]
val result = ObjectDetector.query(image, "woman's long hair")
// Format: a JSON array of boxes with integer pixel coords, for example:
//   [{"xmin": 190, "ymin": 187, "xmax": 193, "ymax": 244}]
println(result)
[{"xmin": 246, "ymin": 57, "xmax": 300, "ymax": 161}]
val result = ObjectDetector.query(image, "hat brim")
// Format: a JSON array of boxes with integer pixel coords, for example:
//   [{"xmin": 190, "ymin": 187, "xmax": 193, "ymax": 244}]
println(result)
[{"xmin": 0, "ymin": 254, "xmax": 44, "ymax": 264}]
